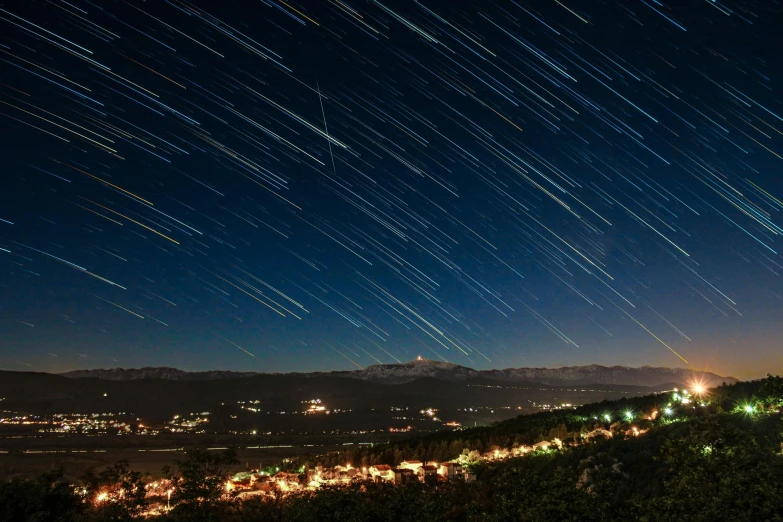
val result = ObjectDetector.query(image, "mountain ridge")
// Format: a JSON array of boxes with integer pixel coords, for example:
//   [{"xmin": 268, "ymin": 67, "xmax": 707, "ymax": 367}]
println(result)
[{"xmin": 59, "ymin": 359, "xmax": 737, "ymax": 387}]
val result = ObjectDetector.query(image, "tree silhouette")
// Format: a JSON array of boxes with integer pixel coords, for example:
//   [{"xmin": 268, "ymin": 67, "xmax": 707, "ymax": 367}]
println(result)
[
  {"xmin": 80, "ymin": 459, "xmax": 147, "ymax": 520},
  {"xmin": 165, "ymin": 447, "xmax": 238, "ymax": 521}
]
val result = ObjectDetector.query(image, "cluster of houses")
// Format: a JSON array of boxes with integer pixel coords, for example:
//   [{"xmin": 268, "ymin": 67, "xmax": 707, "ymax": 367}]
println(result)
[
  {"xmin": 226, "ymin": 459, "xmax": 476, "ymax": 496},
  {"xmin": 137, "ymin": 424, "xmax": 652, "ymax": 515},
  {"xmin": 478, "ymin": 427, "xmax": 617, "ymax": 460},
  {"xmin": 223, "ymin": 427, "xmax": 629, "ymax": 497}
]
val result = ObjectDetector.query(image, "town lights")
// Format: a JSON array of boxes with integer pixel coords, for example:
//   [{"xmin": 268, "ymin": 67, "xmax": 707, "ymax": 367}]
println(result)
[
  {"xmin": 603, "ymin": 414, "xmax": 611, "ymax": 422},
  {"xmin": 96, "ymin": 492, "xmax": 108, "ymax": 503},
  {"xmin": 744, "ymin": 404, "xmax": 754, "ymax": 414},
  {"xmin": 664, "ymin": 407, "xmax": 673, "ymax": 416},
  {"xmin": 625, "ymin": 411, "xmax": 633, "ymax": 421}
]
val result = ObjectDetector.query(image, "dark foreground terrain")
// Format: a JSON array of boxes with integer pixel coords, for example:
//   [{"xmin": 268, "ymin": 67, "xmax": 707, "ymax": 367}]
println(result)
[{"xmin": 1, "ymin": 374, "xmax": 780, "ymax": 521}]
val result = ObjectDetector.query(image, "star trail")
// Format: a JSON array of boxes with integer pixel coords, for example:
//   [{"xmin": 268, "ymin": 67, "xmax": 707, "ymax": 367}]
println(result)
[{"xmin": 1, "ymin": 0, "xmax": 781, "ymax": 378}]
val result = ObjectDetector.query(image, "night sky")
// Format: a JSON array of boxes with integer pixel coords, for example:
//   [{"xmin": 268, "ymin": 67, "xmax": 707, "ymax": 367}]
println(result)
[{"xmin": 1, "ymin": 0, "xmax": 782, "ymax": 379}]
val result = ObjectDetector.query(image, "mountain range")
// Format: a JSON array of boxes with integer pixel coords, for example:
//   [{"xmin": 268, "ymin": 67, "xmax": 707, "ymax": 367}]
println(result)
[
  {"xmin": 60, "ymin": 359, "xmax": 736, "ymax": 388},
  {"xmin": 0, "ymin": 360, "xmax": 740, "ymax": 436}
]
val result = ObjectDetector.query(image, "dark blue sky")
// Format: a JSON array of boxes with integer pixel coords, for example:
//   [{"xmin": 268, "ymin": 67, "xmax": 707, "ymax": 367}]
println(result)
[{"xmin": 1, "ymin": 0, "xmax": 782, "ymax": 379}]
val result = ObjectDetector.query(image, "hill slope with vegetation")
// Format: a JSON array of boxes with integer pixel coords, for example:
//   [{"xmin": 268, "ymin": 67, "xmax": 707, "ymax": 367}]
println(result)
[{"xmin": 1, "ymin": 376, "xmax": 781, "ymax": 521}]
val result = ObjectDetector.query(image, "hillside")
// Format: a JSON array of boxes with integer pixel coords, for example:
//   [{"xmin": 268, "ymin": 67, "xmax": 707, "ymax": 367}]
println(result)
[
  {"xmin": 253, "ymin": 375, "xmax": 783, "ymax": 521},
  {"xmin": 284, "ymin": 375, "xmax": 780, "ymax": 470},
  {"xmin": 3, "ymin": 376, "xmax": 781, "ymax": 522}
]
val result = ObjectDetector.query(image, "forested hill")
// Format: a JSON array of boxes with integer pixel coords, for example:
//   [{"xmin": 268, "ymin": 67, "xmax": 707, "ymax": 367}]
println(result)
[
  {"xmin": 287, "ymin": 376, "xmax": 782, "ymax": 473},
  {"xmin": 253, "ymin": 376, "xmax": 783, "ymax": 522}
]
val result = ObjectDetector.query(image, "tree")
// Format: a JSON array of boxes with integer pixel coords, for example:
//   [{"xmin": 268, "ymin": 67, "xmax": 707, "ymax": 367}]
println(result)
[
  {"xmin": 0, "ymin": 468, "xmax": 84, "ymax": 522},
  {"xmin": 758, "ymin": 374, "xmax": 783, "ymax": 409},
  {"xmin": 548, "ymin": 423, "xmax": 569, "ymax": 441},
  {"xmin": 167, "ymin": 447, "xmax": 238, "ymax": 521},
  {"xmin": 651, "ymin": 416, "xmax": 783, "ymax": 521},
  {"xmin": 80, "ymin": 460, "xmax": 147, "ymax": 520}
]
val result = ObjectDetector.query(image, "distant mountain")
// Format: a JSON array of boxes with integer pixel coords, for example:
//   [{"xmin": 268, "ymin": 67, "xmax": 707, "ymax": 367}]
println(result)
[
  {"xmin": 1, "ymin": 362, "xmax": 739, "ymax": 433},
  {"xmin": 477, "ymin": 363, "xmax": 737, "ymax": 387},
  {"xmin": 348, "ymin": 360, "xmax": 736, "ymax": 387},
  {"xmin": 60, "ymin": 367, "xmax": 258, "ymax": 381},
  {"xmin": 349, "ymin": 359, "xmax": 479, "ymax": 383},
  {"xmin": 60, "ymin": 359, "xmax": 736, "ymax": 388}
]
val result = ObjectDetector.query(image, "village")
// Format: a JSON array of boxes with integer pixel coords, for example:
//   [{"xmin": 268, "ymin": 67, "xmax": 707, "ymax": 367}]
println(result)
[
  {"xmin": 210, "ymin": 394, "xmax": 679, "ymax": 500},
  {"xmin": 142, "ymin": 422, "xmax": 629, "ymax": 514},
  {"xmin": 226, "ymin": 425, "xmax": 622, "ymax": 495},
  {"xmin": 63, "ymin": 382, "xmax": 753, "ymax": 518},
  {"xmin": 136, "ymin": 385, "xmax": 715, "ymax": 515}
]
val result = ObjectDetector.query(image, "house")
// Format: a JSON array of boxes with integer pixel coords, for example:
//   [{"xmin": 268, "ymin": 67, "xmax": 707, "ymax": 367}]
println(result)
[
  {"xmin": 332, "ymin": 467, "xmax": 357, "ymax": 482},
  {"xmin": 418, "ymin": 465, "xmax": 439, "ymax": 485},
  {"xmin": 369, "ymin": 464, "xmax": 393, "ymax": 481},
  {"xmin": 438, "ymin": 462, "xmax": 463, "ymax": 480},
  {"xmin": 317, "ymin": 468, "xmax": 336, "ymax": 481},
  {"xmin": 584, "ymin": 428, "xmax": 613, "ymax": 441},
  {"xmin": 625, "ymin": 426, "xmax": 648, "ymax": 437},
  {"xmin": 305, "ymin": 470, "xmax": 321, "ymax": 488},
  {"xmin": 512, "ymin": 445, "xmax": 531, "ymax": 456},
  {"xmin": 392, "ymin": 468, "xmax": 416, "ymax": 485},
  {"xmin": 399, "ymin": 460, "xmax": 423, "ymax": 473},
  {"xmin": 272, "ymin": 472, "xmax": 301, "ymax": 492},
  {"xmin": 252, "ymin": 475, "xmax": 271, "ymax": 490},
  {"xmin": 491, "ymin": 448, "xmax": 510, "ymax": 460},
  {"xmin": 228, "ymin": 471, "xmax": 255, "ymax": 489}
]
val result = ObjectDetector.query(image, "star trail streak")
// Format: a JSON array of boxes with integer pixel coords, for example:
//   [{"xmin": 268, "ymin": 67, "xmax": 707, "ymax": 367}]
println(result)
[{"xmin": 0, "ymin": 0, "xmax": 781, "ymax": 378}]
